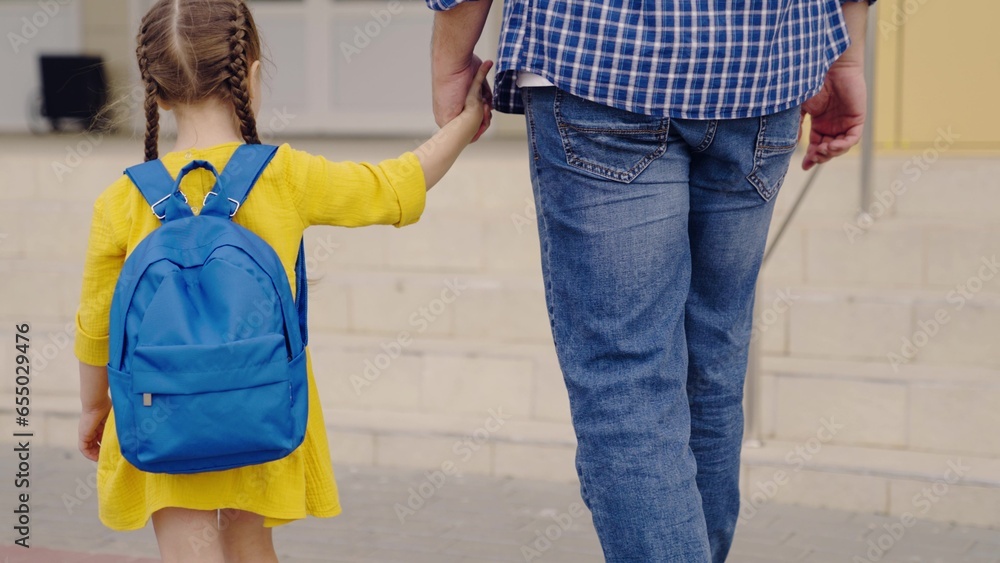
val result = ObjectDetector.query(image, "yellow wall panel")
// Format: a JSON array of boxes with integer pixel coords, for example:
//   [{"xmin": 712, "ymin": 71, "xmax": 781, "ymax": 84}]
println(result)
[
  {"xmin": 873, "ymin": 0, "xmax": 901, "ymax": 150},
  {"xmin": 894, "ymin": 0, "xmax": 1000, "ymax": 149}
]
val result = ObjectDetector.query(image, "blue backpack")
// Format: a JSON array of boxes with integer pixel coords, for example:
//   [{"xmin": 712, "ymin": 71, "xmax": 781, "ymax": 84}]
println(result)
[{"xmin": 107, "ymin": 144, "xmax": 309, "ymax": 474}]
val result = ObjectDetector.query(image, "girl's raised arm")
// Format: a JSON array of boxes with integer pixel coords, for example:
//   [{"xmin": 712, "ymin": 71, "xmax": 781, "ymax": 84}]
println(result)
[
  {"xmin": 414, "ymin": 60, "xmax": 493, "ymax": 189},
  {"xmin": 290, "ymin": 61, "xmax": 493, "ymax": 229}
]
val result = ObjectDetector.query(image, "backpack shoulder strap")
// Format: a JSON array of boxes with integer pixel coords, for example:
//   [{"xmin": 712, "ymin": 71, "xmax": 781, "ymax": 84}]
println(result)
[
  {"xmin": 124, "ymin": 159, "xmax": 176, "ymax": 221},
  {"xmin": 220, "ymin": 144, "xmax": 309, "ymax": 346},
  {"xmin": 219, "ymin": 144, "xmax": 280, "ymax": 208},
  {"xmin": 293, "ymin": 238, "xmax": 308, "ymax": 346}
]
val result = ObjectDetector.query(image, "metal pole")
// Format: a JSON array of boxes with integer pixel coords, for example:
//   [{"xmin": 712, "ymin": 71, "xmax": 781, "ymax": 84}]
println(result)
[{"xmin": 860, "ymin": 3, "xmax": 878, "ymax": 216}]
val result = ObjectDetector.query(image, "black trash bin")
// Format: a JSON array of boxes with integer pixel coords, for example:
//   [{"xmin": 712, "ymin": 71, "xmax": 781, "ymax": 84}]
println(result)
[{"xmin": 39, "ymin": 54, "xmax": 108, "ymax": 131}]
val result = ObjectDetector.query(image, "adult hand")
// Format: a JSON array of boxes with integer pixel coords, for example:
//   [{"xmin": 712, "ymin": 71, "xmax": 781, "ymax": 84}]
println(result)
[
  {"xmin": 800, "ymin": 61, "xmax": 867, "ymax": 170},
  {"xmin": 460, "ymin": 61, "xmax": 494, "ymax": 126},
  {"xmin": 432, "ymin": 54, "xmax": 493, "ymax": 142}
]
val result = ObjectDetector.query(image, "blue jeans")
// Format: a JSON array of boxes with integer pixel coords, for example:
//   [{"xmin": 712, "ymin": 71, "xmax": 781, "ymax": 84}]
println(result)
[{"xmin": 522, "ymin": 87, "xmax": 800, "ymax": 563}]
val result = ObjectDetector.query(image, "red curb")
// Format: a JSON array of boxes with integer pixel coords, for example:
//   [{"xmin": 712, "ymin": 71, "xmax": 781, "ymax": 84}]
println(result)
[{"xmin": 0, "ymin": 545, "xmax": 159, "ymax": 562}]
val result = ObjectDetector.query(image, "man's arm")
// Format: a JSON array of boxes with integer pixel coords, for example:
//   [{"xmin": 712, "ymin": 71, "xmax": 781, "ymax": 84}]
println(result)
[
  {"xmin": 801, "ymin": 1, "xmax": 870, "ymax": 170},
  {"xmin": 837, "ymin": 1, "xmax": 870, "ymax": 67},
  {"xmin": 430, "ymin": 0, "xmax": 493, "ymax": 140}
]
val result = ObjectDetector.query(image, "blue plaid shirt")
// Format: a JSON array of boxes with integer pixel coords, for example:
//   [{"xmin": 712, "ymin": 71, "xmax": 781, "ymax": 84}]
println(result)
[{"xmin": 427, "ymin": 0, "xmax": 874, "ymax": 119}]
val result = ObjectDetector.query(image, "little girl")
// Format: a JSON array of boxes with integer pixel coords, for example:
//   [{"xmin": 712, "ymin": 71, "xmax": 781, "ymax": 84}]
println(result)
[{"xmin": 73, "ymin": 1, "xmax": 490, "ymax": 561}]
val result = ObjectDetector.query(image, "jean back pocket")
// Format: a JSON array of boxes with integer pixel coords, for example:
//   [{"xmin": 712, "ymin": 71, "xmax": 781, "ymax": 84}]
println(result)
[
  {"xmin": 554, "ymin": 90, "xmax": 670, "ymax": 184},
  {"xmin": 746, "ymin": 106, "xmax": 801, "ymax": 201}
]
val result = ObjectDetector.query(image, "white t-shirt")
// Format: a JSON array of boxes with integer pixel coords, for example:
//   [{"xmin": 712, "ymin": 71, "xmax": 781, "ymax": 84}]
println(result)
[{"xmin": 516, "ymin": 71, "xmax": 554, "ymax": 88}]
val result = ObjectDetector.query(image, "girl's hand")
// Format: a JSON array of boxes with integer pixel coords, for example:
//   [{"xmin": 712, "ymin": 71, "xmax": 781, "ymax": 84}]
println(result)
[
  {"xmin": 415, "ymin": 59, "xmax": 494, "ymax": 190},
  {"xmin": 79, "ymin": 399, "xmax": 111, "ymax": 462},
  {"xmin": 458, "ymin": 60, "xmax": 494, "ymax": 142}
]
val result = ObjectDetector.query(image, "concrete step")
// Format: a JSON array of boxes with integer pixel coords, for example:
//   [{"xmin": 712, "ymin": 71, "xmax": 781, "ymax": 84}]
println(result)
[
  {"xmin": 759, "ymin": 219, "xmax": 1000, "ymax": 290},
  {"xmin": 0, "ymin": 322, "xmax": 569, "ymax": 420},
  {"xmin": 771, "ymin": 151, "xmax": 1000, "ymax": 225},
  {"xmin": 0, "ymin": 261, "xmax": 554, "ymax": 339},
  {"xmin": 757, "ymin": 283, "xmax": 1000, "ymax": 368},
  {"xmin": 303, "ymin": 212, "xmax": 1000, "ymax": 289},
  {"xmin": 306, "ymin": 274, "xmax": 1000, "ymax": 370},
  {"xmin": 741, "ymin": 441, "xmax": 1000, "ymax": 529},
  {"xmin": 758, "ymin": 356, "xmax": 1000, "ymax": 457},
  {"xmin": 9, "ymin": 253, "xmax": 1000, "ymax": 391},
  {"xmin": 20, "ymin": 257, "xmax": 996, "ymax": 373}
]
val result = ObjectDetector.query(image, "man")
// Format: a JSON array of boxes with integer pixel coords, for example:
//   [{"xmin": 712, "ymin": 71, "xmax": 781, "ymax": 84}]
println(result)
[{"xmin": 427, "ymin": 0, "xmax": 873, "ymax": 560}]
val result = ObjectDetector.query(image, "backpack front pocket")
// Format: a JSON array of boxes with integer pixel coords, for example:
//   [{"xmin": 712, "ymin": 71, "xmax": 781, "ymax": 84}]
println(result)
[{"xmin": 128, "ymin": 334, "xmax": 297, "ymax": 467}]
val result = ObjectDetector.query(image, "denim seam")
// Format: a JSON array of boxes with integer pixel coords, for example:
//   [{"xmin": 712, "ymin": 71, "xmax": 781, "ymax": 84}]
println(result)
[
  {"xmin": 757, "ymin": 111, "xmax": 770, "ymax": 157},
  {"xmin": 524, "ymin": 89, "xmax": 558, "ymax": 351},
  {"xmin": 692, "ymin": 119, "xmax": 718, "ymax": 153},
  {"xmin": 746, "ymin": 112, "xmax": 797, "ymax": 201},
  {"xmin": 564, "ymin": 124, "xmax": 670, "ymax": 134},
  {"xmin": 746, "ymin": 114, "xmax": 775, "ymax": 201},
  {"xmin": 757, "ymin": 143, "xmax": 799, "ymax": 151},
  {"xmin": 524, "ymin": 88, "xmax": 541, "ymax": 161},
  {"xmin": 524, "ymin": 89, "xmax": 589, "ymax": 507}
]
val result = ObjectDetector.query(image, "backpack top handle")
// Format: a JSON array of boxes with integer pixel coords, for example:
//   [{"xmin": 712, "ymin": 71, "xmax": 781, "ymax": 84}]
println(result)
[
  {"xmin": 124, "ymin": 146, "xmax": 279, "ymax": 223},
  {"xmin": 125, "ymin": 158, "xmax": 222, "ymax": 222},
  {"xmin": 120, "ymin": 145, "xmax": 306, "ymax": 344}
]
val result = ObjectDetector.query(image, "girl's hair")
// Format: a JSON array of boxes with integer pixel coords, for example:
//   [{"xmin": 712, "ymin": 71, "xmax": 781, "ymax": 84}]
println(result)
[{"xmin": 137, "ymin": 0, "xmax": 262, "ymax": 161}]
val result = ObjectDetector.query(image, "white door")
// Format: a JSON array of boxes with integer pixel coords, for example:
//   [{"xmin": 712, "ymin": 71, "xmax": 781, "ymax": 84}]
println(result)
[{"xmin": 0, "ymin": 1, "xmax": 83, "ymax": 132}]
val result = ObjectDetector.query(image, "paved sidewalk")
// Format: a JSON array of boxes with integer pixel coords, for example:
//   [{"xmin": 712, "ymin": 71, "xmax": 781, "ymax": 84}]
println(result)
[{"xmin": 1, "ymin": 446, "xmax": 998, "ymax": 562}]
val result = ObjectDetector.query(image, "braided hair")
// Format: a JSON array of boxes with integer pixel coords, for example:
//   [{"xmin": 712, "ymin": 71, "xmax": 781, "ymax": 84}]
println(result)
[
  {"xmin": 228, "ymin": 1, "xmax": 260, "ymax": 145},
  {"xmin": 137, "ymin": 22, "xmax": 161, "ymax": 162},
  {"xmin": 135, "ymin": 0, "xmax": 264, "ymax": 161}
]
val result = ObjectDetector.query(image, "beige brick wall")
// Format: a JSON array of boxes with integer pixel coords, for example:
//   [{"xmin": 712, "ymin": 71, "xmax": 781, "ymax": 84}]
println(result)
[
  {"xmin": 773, "ymin": 376, "xmax": 908, "ymax": 448},
  {"xmin": 788, "ymin": 297, "xmax": 913, "ymax": 360},
  {"xmin": 742, "ymin": 465, "xmax": 889, "ymax": 514}
]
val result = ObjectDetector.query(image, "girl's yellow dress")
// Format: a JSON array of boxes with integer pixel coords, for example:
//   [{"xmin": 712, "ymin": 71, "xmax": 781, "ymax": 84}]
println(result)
[{"xmin": 73, "ymin": 141, "xmax": 426, "ymax": 530}]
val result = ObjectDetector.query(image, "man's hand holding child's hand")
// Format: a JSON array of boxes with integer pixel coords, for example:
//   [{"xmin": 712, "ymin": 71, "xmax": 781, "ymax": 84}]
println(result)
[
  {"xmin": 414, "ymin": 59, "xmax": 494, "ymax": 190},
  {"xmin": 456, "ymin": 60, "xmax": 494, "ymax": 142}
]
